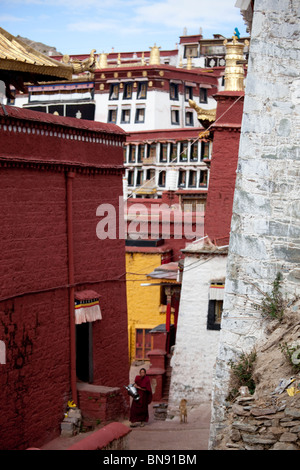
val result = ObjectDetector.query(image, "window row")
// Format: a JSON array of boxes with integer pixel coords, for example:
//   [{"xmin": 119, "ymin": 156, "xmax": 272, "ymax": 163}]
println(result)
[
  {"xmin": 109, "ymin": 81, "xmax": 208, "ymax": 104},
  {"xmin": 108, "ymin": 107, "xmax": 145, "ymax": 124},
  {"xmin": 109, "ymin": 82, "xmax": 147, "ymax": 100},
  {"xmin": 124, "ymin": 141, "xmax": 211, "ymax": 164},
  {"xmin": 170, "ymin": 84, "xmax": 208, "ymax": 104},
  {"xmin": 126, "ymin": 168, "xmax": 208, "ymax": 189}
]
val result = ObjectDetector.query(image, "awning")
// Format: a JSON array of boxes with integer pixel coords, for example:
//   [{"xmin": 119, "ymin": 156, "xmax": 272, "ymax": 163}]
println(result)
[
  {"xmin": 74, "ymin": 290, "xmax": 102, "ymax": 325},
  {"xmin": 209, "ymin": 283, "xmax": 224, "ymax": 300}
]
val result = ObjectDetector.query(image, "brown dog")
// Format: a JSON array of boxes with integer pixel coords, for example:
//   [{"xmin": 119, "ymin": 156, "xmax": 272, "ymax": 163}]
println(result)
[{"xmin": 179, "ymin": 398, "xmax": 187, "ymax": 423}]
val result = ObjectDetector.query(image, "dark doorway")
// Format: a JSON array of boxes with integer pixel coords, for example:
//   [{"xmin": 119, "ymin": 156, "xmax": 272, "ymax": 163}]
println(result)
[{"xmin": 76, "ymin": 322, "xmax": 93, "ymax": 383}]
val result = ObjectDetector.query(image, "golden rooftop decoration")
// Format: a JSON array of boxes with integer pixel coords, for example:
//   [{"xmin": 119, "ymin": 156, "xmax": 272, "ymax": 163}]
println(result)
[
  {"xmin": 149, "ymin": 44, "xmax": 161, "ymax": 65},
  {"xmin": 186, "ymin": 55, "xmax": 192, "ymax": 70},
  {"xmin": 189, "ymin": 99, "xmax": 216, "ymax": 126},
  {"xmin": 63, "ymin": 49, "xmax": 96, "ymax": 74},
  {"xmin": 0, "ymin": 26, "xmax": 72, "ymax": 98},
  {"xmin": 223, "ymin": 34, "xmax": 248, "ymax": 91},
  {"xmin": 97, "ymin": 52, "xmax": 108, "ymax": 69}
]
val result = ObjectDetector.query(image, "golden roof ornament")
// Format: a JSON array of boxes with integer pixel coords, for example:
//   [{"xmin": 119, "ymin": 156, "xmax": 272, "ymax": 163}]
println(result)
[
  {"xmin": 149, "ymin": 43, "xmax": 161, "ymax": 65},
  {"xmin": 186, "ymin": 55, "xmax": 192, "ymax": 70},
  {"xmin": 189, "ymin": 99, "xmax": 216, "ymax": 127},
  {"xmin": 97, "ymin": 52, "xmax": 108, "ymax": 69},
  {"xmin": 223, "ymin": 32, "xmax": 248, "ymax": 91}
]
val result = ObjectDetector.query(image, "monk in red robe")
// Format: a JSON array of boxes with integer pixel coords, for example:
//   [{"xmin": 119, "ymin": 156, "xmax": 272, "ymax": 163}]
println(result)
[{"xmin": 130, "ymin": 368, "xmax": 152, "ymax": 427}]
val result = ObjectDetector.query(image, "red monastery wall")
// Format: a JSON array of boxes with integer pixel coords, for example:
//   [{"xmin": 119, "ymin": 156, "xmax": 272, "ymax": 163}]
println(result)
[
  {"xmin": 0, "ymin": 107, "xmax": 129, "ymax": 450},
  {"xmin": 204, "ymin": 91, "xmax": 244, "ymax": 245}
]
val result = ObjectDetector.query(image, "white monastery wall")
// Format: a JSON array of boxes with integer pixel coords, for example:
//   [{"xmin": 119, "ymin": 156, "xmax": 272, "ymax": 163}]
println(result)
[
  {"xmin": 168, "ymin": 252, "xmax": 227, "ymax": 411},
  {"xmin": 209, "ymin": 0, "xmax": 300, "ymax": 447}
]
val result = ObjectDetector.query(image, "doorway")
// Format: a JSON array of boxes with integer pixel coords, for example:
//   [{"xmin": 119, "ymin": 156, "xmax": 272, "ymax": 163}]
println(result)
[{"xmin": 76, "ymin": 322, "xmax": 93, "ymax": 383}]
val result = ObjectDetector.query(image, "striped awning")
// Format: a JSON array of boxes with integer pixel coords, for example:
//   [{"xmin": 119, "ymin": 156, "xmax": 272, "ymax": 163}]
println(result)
[
  {"xmin": 209, "ymin": 283, "xmax": 224, "ymax": 300},
  {"xmin": 74, "ymin": 290, "xmax": 102, "ymax": 325}
]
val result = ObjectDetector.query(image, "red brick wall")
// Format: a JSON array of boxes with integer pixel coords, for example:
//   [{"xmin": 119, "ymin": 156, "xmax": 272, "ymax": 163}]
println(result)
[{"xmin": 0, "ymin": 108, "xmax": 129, "ymax": 449}]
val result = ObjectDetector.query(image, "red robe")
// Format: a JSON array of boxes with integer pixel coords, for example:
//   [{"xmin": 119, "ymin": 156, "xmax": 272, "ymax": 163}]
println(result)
[{"xmin": 129, "ymin": 374, "xmax": 152, "ymax": 423}]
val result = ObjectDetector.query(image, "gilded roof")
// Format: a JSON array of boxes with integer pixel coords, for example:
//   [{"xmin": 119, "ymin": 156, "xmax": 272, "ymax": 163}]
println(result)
[{"xmin": 0, "ymin": 26, "xmax": 73, "ymax": 97}]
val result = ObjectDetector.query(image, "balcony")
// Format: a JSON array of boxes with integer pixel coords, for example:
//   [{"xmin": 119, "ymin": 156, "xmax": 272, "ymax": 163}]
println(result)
[{"xmin": 142, "ymin": 155, "xmax": 157, "ymax": 165}]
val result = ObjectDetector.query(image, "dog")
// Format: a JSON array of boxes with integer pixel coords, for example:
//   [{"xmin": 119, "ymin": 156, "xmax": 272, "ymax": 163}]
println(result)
[{"xmin": 179, "ymin": 398, "xmax": 187, "ymax": 423}]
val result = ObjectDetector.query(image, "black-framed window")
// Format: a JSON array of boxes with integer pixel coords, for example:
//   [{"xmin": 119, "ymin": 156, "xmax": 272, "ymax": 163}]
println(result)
[
  {"xmin": 171, "ymin": 109, "xmax": 180, "ymax": 125},
  {"xmin": 199, "ymin": 170, "xmax": 208, "ymax": 187},
  {"xmin": 138, "ymin": 144, "xmax": 146, "ymax": 162},
  {"xmin": 188, "ymin": 170, "xmax": 197, "ymax": 188},
  {"xmin": 108, "ymin": 108, "xmax": 117, "ymax": 123},
  {"xmin": 185, "ymin": 111, "xmax": 194, "ymax": 126},
  {"xmin": 185, "ymin": 86, "xmax": 193, "ymax": 101},
  {"xmin": 158, "ymin": 171, "xmax": 166, "ymax": 187},
  {"xmin": 170, "ymin": 83, "xmax": 179, "ymax": 100},
  {"xmin": 123, "ymin": 83, "xmax": 133, "ymax": 99},
  {"xmin": 201, "ymin": 141, "xmax": 210, "ymax": 160},
  {"xmin": 178, "ymin": 170, "xmax": 186, "ymax": 187},
  {"xmin": 121, "ymin": 108, "xmax": 131, "ymax": 123},
  {"xmin": 136, "ymin": 170, "xmax": 144, "ymax": 186},
  {"xmin": 180, "ymin": 142, "xmax": 188, "ymax": 161},
  {"xmin": 137, "ymin": 82, "xmax": 147, "ymax": 99},
  {"xmin": 159, "ymin": 143, "xmax": 168, "ymax": 162},
  {"xmin": 169, "ymin": 142, "xmax": 177, "ymax": 162},
  {"xmin": 190, "ymin": 142, "xmax": 198, "ymax": 161},
  {"xmin": 207, "ymin": 300, "xmax": 222, "ymax": 330},
  {"xmin": 128, "ymin": 144, "xmax": 136, "ymax": 163},
  {"xmin": 109, "ymin": 83, "xmax": 119, "ymax": 100},
  {"xmin": 184, "ymin": 45, "xmax": 198, "ymax": 58},
  {"xmin": 127, "ymin": 170, "xmax": 134, "ymax": 186},
  {"xmin": 135, "ymin": 108, "xmax": 145, "ymax": 123},
  {"xmin": 200, "ymin": 87, "xmax": 208, "ymax": 103}
]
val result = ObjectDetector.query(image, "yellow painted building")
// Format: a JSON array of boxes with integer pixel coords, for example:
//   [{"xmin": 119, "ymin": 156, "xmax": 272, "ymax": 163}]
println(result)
[{"xmin": 125, "ymin": 247, "xmax": 176, "ymax": 363}]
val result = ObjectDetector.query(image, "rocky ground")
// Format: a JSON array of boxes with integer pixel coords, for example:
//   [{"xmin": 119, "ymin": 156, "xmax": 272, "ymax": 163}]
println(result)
[{"xmin": 214, "ymin": 299, "xmax": 300, "ymax": 450}]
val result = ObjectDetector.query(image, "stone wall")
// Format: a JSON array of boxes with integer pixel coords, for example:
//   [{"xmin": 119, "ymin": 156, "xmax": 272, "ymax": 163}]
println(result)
[{"xmin": 210, "ymin": 0, "xmax": 300, "ymax": 448}]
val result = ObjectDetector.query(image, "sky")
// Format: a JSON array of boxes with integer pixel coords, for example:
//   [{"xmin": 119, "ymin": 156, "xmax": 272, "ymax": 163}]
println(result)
[{"xmin": 0, "ymin": 0, "xmax": 248, "ymax": 56}]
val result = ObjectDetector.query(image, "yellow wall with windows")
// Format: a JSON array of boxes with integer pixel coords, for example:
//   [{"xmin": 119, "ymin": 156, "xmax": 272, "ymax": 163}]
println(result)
[{"xmin": 126, "ymin": 251, "xmax": 165, "ymax": 363}]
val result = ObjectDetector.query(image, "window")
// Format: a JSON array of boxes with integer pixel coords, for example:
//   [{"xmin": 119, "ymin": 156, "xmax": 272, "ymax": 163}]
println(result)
[
  {"xmin": 170, "ymin": 83, "xmax": 179, "ymax": 100},
  {"xmin": 207, "ymin": 300, "xmax": 223, "ymax": 330},
  {"xmin": 199, "ymin": 170, "xmax": 208, "ymax": 187},
  {"xmin": 207, "ymin": 282, "xmax": 224, "ymax": 330},
  {"xmin": 158, "ymin": 171, "xmax": 166, "ymax": 187},
  {"xmin": 128, "ymin": 144, "xmax": 136, "ymax": 163},
  {"xmin": 201, "ymin": 141, "xmax": 210, "ymax": 160},
  {"xmin": 171, "ymin": 109, "xmax": 180, "ymax": 125},
  {"xmin": 159, "ymin": 143, "xmax": 168, "ymax": 162},
  {"xmin": 180, "ymin": 142, "xmax": 188, "ymax": 161},
  {"xmin": 185, "ymin": 111, "xmax": 194, "ymax": 126},
  {"xmin": 200, "ymin": 87, "xmax": 208, "ymax": 103},
  {"xmin": 146, "ymin": 169, "xmax": 155, "ymax": 181},
  {"xmin": 190, "ymin": 142, "xmax": 198, "ymax": 161},
  {"xmin": 178, "ymin": 170, "xmax": 186, "ymax": 187},
  {"xmin": 123, "ymin": 83, "xmax": 133, "ymax": 99},
  {"xmin": 135, "ymin": 328, "xmax": 152, "ymax": 360},
  {"xmin": 188, "ymin": 170, "xmax": 197, "ymax": 187},
  {"xmin": 127, "ymin": 170, "xmax": 134, "ymax": 186},
  {"xmin": 109, "ymin": 83, "xmax": 119, "ymax": 100},
  {"xmin": 137, "ymin": 144, "xmax": 146, "ymax": 162},
  {"xmin": 185, "ymin": 86, "xmax": 193, "ymax": 101},
  {"xmin": 135, "ymin": 108, "xmax": 145, "ymax": 123},
  {"xmin": 107, "ymin": 108, "xmax": 117, "ymax": 123},
  {"xmin": 121, "ymin": 108, "xmax": 131, "ymax": 123},
  {"xmin": 184, "ymin": 45, "xmax": 198, "ymax": 58},
  {"xmin": 170, "ymin": 143, "xmax": 177, "ymax": 163},
  {"xmin": 136, "ymin": 170, "xmax": 144, "ymax": 186},
  {"xmin": 137, "ymin": 82, "xmax": 147, "ymax": 99}
]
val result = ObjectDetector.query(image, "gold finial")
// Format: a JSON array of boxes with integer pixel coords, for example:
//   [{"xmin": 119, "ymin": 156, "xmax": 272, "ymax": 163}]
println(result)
[
  {"xmin": 186, "ymin": 55, "xmax": 192, "ymax": 70},
  {"xmin": 97, "ymin": 52, "xmax": 108, "ymax": 69},
  {"xmin": 223, "ymin": 36, "xmax": 246, "ymax": 91},
  {"xmin": 141, "ymin": 51, "xmax": 146, "ymax": 65},
  {"xmin": 117, "ymin": 53, "xmax": 121, "ymax": 66},
  {"xmin": 149, "ymin": 43, "xmax": 161, "ymax": 65},
  {"xmin": 179, "ymin": 55, "xmax": 183, "ymax": 68}
]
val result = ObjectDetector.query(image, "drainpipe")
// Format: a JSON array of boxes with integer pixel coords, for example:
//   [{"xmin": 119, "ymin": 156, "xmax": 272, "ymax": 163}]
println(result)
[{"xmin": 66, "ymin": 171, "xmax": 77, "ymax": 405}]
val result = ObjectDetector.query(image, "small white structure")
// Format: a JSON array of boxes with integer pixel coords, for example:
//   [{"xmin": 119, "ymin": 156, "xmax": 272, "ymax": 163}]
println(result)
[{"xmin": 168, "ymin": 239, "xmax": 228, "ymax": 411}]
